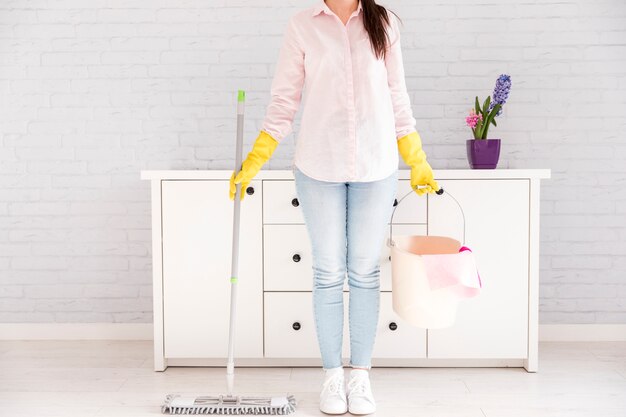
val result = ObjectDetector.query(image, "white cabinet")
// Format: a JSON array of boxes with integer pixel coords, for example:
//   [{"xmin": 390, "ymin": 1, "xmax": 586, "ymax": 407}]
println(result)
[{"xmin": 141, "ymin": 168, "xmax": 550, "ymax": 372}]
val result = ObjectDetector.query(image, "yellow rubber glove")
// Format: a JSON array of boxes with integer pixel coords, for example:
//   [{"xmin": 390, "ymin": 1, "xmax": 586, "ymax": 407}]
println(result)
[
  {"xmin": 229, "ymin": 130, "xmax": 279, "ymax": 201},
  {"xmin": 397, "ymin": 131, "xmax": 440, "ymax": 196}
]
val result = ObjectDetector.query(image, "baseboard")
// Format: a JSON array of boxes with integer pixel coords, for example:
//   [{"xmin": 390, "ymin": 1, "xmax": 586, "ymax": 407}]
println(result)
[
  {"xmin": 1, "ymin": 323, "xmax": 625, "ymax": 341},
  {"xmin": 538, "ymin": 324, "xmax": 626, "ymax": 341},
  {"xmin": 0, "ymin": 323, "xmax": 153, "ymax": 340}
]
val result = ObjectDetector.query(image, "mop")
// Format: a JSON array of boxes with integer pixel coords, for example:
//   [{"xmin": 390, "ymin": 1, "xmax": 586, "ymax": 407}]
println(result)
[{"xmin": 161, "ymin": 90, "xmax": 297, "ymax": 415}]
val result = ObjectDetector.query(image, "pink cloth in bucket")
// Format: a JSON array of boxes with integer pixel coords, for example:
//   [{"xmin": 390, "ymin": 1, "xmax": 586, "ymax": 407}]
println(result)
[
  {"xmin": 459, "ymin": 246, "xmax": 482, "ymax": 288},
  {"xmin": 421, "ymin": 245, "xmax": 482, "ymax": 298}
]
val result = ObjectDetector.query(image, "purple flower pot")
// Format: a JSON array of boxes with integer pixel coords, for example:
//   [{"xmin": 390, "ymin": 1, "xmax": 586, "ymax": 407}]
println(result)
[{"xmin": 466, "ymin": 139, "xmax": 501, "ymax": 169}]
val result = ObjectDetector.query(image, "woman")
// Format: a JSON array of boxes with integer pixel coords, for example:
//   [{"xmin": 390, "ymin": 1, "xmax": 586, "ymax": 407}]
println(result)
[{"xmin": 229, "ymin": 0, "xmax": 439, "ymax": 414}]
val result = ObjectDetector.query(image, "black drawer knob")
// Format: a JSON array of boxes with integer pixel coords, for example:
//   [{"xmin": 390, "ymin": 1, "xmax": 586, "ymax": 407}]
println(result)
[
  {"xmin": 291, "ymin": 198, "xmax": 299, "ymax": 207},
  {"xmin": 388, "ymin": 255, "xmax": 391, "ymax": 261},
  {"xmin": 389, "ymin": 322, "xmax": 398, "ymax": 331},
  {"xmin": 246, "ymin": 186, "xmax": 254, "ymax": 195},
  {"xmin": 292, "ymin": 322, "xmax": 301, "ymax": 331},
  {"xmin": 393, "ymin": 198, "xmax": 398, "ymax": 207},
  {"xmin": 292, "ymin": 253, "xmax": 301, "ymax": 262}
]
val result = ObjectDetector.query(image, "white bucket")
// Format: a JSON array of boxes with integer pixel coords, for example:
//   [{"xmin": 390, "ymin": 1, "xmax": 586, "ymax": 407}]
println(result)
[
  {"xmin": 388, "ymin": 235, "xmax": 463, "ymax": 329},
  {"xmin": 386, "ymin": 186, "xmax": 482, "ymax": 329}
]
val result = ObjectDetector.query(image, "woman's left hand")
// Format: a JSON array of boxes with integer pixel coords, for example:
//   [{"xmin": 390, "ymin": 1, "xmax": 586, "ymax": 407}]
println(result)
[
  {"xmin": 410, "ymin": 160, "xmax": 440, "ymax": 196},
  {"xmin": 397, "ymin": 131, "xmax": 440, "ymax": 196}
]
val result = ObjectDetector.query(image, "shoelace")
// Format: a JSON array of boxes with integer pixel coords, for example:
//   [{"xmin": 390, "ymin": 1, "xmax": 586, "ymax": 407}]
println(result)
[
  {"xmin": 347, "ymin": 375, "xmax": 369, "ymax": 396},
  {"xmin": 322, "ymin": 374, "xmax": 344, "ymax": 396}
]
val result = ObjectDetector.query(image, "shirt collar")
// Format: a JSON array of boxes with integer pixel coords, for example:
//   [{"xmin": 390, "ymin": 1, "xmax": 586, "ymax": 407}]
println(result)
[{"xmin": 312, "ymin": 0, "xmax": 362, "ymax": 17}]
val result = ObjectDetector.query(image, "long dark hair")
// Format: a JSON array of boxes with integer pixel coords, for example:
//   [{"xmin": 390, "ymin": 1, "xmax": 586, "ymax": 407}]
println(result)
[{"xmin": 361, "ymin": 0, "xmax": 401, "ymax": 60}]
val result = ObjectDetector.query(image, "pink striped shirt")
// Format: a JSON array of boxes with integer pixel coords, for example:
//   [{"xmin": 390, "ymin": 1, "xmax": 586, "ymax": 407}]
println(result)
[{"xmin": 260, "ymin": 0, "xmax": 418, "ymax": 182}]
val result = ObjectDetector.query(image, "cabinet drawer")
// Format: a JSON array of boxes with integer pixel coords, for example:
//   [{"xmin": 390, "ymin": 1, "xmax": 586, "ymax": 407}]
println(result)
[
  {"xmin": 264, "ymin": 224, "xmax": 348, "ymax": 292},
  {"xmin": 264, "ymin": 292, "xmax": 348, "ymax": 358},
  {"xmin": 264, "ymin": 292, "xmax": 426, "ymax": 359},
  {"xmin": 263, "ymin": 180, "xmax": 303, "ymax": 224},
  {"xmin": 263, "ymin": 179, "xmax": 427, "ymax": 224},
  {"xmin": 264, "ymin": 224, "xmax": 427, "ymax": 292},
  {"xmin": 375, "ymin": 292, "xmax": 427, "ymax": 358}
]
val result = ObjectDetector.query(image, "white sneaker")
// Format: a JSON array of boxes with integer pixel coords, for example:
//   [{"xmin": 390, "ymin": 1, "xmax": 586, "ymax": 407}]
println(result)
[
  {"xmin": 346, "ymin": 369, "xmax": 376, "ymax": 415},
  {"xmin": 319, "ymin": 367, "xmax": 348, "ymax": 415}
]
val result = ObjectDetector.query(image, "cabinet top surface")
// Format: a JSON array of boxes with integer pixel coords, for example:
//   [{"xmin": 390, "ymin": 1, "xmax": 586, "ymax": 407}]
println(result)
[{"xmin": 141, "ymin": 169, "xmax": 551, "ymax": 181}]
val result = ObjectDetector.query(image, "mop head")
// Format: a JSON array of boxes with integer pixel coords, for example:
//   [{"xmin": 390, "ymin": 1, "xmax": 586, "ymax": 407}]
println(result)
[{"xmin": 161, "ymin": 393, "xmax": 297, "ymax": 415}]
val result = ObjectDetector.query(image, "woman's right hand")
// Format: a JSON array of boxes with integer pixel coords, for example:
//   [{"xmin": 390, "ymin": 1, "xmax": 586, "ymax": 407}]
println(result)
[{"xmin": 229, "ymin": 130, "xmax": 279, "ymax": 201}]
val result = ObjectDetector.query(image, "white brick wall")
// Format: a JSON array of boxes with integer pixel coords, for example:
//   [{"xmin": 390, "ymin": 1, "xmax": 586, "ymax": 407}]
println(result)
[{"xmin": 0, "ymin": 0, "xmax": 624, "ymax": 324}]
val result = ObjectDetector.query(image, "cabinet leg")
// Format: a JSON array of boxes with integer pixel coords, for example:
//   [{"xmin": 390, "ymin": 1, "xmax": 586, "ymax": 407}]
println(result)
[
  {"xmin": 523, "ymin": 355, "xmax": 537, "ymax": 373},
  {"xmin": 155, "ymin": 357, "xmax": 167, "ymax": 372}
]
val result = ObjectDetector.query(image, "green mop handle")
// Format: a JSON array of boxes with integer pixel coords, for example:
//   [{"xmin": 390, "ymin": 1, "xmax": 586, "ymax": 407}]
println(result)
[{"xmin": 226, "ymin": 89, "xmax": 245, "ymax": 397}]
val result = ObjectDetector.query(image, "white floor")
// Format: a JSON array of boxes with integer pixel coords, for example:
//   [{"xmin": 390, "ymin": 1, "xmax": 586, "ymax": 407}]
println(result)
[{"xmin": 0, "ymin": 341, "xmax": 624, "ymax": 416}]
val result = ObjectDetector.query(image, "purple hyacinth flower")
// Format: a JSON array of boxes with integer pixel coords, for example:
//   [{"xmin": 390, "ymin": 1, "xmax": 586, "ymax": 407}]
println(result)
[{"xmin": 488, "ymin": 74, "xmax": 511, "ymax": 117}]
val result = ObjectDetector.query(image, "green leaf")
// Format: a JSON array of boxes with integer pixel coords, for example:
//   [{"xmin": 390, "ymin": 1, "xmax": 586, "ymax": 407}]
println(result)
[
  {"xmin": 475, "ymin": 96, "xmax": 481, "ymax": 115},
  {"xmin": 491, "ymin": 117, "xmax": 497, "ymax": 127},
  {"xmin": 491, "ymin": 103, "xmax": 501, "ymax": 120},
  {"xmin": 474, "ymin": 117, "xmax": 483, "ymax": 138},
  {"xmin": 482, "ymin": 103, "xmax": 501, "ymax": 138},
  {"xmin": 482, "ymin": 96, "xmax": 491, "ymax": 115}
]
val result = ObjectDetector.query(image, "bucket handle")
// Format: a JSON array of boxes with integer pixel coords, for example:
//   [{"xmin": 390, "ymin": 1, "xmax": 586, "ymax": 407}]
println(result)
[{"xmin": 388, "ymin": 184, "xmax": 466, "ymax": 247}]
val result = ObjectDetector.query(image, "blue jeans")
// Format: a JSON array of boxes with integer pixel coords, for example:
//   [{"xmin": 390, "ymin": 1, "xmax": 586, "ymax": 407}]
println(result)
[{"xmin": 293, "ymin": 165, "xmax": 398, "ymax": 370}]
